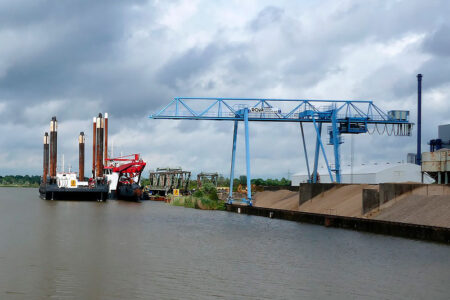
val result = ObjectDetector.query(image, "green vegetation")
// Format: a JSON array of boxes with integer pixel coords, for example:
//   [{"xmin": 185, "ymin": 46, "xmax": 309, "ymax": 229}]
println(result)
[
  {"xmin": 251, "ymin": 177, "xmax": 291, "ymax": 186},
  {"xmin": 171, "ymin": 195, "xmax": 197, "ymax": 208},
  {"xmin": 140, "ymin": 178, "xmax": 150, "ymax": 187},
  {"xmin": 170, "ymin": 182, "xmax": 225, "ymax": 210},
  {"xmin": 0, "ymin": 175, "xmax": 41, "ymax": 187}
]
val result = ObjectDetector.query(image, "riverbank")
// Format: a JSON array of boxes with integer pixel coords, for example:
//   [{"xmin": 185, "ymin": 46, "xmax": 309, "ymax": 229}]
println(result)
[
  {"xmin": 226, "ymin": 204, "xmax": 450, "ymax": 244},
  {"xmin": 253, "ymin": 184, "xmax": 450, "ymax": 228}
]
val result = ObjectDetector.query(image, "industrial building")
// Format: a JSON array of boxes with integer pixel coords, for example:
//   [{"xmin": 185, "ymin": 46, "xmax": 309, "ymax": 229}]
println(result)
[
  {"xmin": 429, "ymin": 124, "xmax": 450, "ymax": 151},
  {"xmin": 291, "ymin": 163, "xmax": 434, "ymax": 185},
  {"xmin": 420, "ymin": 124, "xmax": 450, "ymax": 184}
]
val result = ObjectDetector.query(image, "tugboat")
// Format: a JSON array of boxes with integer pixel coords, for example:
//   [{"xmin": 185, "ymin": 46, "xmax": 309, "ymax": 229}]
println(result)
[{"xmin": 104, "ymin": 154, "xmax": 146, "ymax": 201}]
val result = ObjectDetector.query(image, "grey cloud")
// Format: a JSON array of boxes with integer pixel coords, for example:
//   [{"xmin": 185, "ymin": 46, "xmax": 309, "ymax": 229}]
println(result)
[
  {"xmin": 1, "ymin": 0, "xmax": 450, "ymax": 177},
  {"xmin": 423, "ymin": 25, "xmax": 450, "ymax": 57},
  {"xmin": 250, "ymin": 6, "xmax": 284, "ymax": 31},
  {"xmin": 0, "ymin": 0, "xmax": 160, "ymax": 123},
  {"xmin": 156, "ymin": 43, "xmax": 235, "ymax": 90}
]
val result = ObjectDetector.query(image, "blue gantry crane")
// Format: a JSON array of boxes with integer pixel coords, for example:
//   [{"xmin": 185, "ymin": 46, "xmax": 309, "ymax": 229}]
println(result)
[{"xmin": 150, "ymin": 97, "xmax": 413, "ymax": 205}]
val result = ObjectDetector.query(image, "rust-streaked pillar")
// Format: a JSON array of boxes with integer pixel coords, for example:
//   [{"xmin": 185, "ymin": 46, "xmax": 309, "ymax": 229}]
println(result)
[
  {"xmin": 49, "ymin": 117, "xmax": 57, "ymax": 180},
  {"xmin": 79, "ymin": 132, "xmax": 85, "ymax": 180},
  {"xmin": 92, "ymin": 117, "xmax": 96, "ymax": 178},
  {"xmin": 96, "ymin": 113, "xmax": 104, "ymax": 178},
  {"xmin": 43, "ymin": 132, "xmax": 49, "ymax": 184},
  {"xmin": 104, "ymin": 112, "xmax": 108, "ymax": 165}
]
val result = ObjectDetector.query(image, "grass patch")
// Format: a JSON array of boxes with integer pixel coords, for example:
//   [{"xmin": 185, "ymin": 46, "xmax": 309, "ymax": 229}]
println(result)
[
  {"xmin": 170, "ymin": 195, "xmax": 196, "ymax": 209},
  {"xmin": 168, "ymin": 183, "xmax": 226, "ymax": 211}
]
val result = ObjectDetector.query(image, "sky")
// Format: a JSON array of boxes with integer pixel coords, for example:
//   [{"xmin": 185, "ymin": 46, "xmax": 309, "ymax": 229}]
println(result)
[{"xmin": 0, "ymin": 0, "xmax": 449, "ymax": 179}]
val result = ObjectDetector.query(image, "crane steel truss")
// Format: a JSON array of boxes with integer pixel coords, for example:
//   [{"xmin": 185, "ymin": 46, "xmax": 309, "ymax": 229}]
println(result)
[{"xmin": 150, "ymin": 97, "xmax": 413, "ymax": 205}]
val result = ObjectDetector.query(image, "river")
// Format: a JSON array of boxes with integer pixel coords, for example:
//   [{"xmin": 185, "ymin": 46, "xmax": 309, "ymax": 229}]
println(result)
[{"xmin": 0, "ymin": 187, "xmax": 448, "ymax": 299}]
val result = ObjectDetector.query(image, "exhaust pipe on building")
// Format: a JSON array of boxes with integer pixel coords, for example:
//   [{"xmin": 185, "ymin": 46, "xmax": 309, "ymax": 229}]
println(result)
[
  {"xmin": 43, "ymin": 132, "xmax": 49, "ymax": 184},
  {"xmin": 79, "ymin": 132, "xmax": 85, "ymax": 180},
  {"xmin": 416, "ymin": 74, "xmax": 422, "ymax": 165}
]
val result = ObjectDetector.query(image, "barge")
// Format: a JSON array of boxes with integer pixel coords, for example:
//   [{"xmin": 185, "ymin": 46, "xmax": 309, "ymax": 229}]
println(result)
[
  {"xmin": 40, "ymin": 114, "xmax": 110, "ymax": 201},
  {"xmin": 40, "ymin": 114, "xmax": 146, "ymax": 201}
]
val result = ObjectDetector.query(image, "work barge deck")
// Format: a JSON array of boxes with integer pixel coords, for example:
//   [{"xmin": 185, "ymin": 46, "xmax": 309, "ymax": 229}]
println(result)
[{"xmin": 40, "ymin": 114, "xmax": 110, "ymax": 201}]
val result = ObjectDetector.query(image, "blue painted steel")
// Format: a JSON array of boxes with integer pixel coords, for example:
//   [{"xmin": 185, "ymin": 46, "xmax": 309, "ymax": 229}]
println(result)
[
  {"xmin": 313, "ymin": 122, "xmax": 322, "ymax": 183},
  {"xmin": 244, "ymin": 108, "xmax": 252, "ymax": 205},
  {"xmin": 312, "ymin": 119, "xmax": 334, "ymax": 182},
  {"xmin": 149, "ymin": 97, "xmax": 413, "ymax": 193},
  {"xmin": 331, "ymin": 110, "xmax": 341, "ymax": 183},
  {"xmin": 300, "ymin": 123, "xmax": 311, "ymax": 180},
  {"xmin": 416, "ymin": 74, "xmax": 422, "ymax": 165},
  {"xmin": 150, "ymin": 98, "xmax": 412, "ymax": 126},
  {"xmin": 228, "ymin": 120, "xmax": 238, "ymax": 204}
]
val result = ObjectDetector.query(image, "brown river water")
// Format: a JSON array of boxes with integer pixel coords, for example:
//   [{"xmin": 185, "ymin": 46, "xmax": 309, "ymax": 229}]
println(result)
[{"xmin": 0, "ymin": 187, "xmax": 449, "ymax": 299}]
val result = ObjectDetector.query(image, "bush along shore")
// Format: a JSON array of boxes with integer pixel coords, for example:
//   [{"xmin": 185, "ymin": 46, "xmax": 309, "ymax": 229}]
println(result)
[
  {"xmin": 169, "ymin": 183, "xmax": 226, "ymax": 210},
  {"xmin": 0, "ymin": 175, "xmax": 41, "ymax": 187}
]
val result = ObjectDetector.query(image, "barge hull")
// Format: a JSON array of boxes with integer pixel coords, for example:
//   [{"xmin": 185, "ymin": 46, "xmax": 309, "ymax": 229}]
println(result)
[{"xmin": 39, "ymin": 184, "xmax": 109, "ymax": 201}]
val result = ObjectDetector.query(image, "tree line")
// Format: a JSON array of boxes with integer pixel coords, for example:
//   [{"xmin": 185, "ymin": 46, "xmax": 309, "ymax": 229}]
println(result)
[{"xmin": 0, "ymin": 175, "xmax": 41, "ymax": 186}]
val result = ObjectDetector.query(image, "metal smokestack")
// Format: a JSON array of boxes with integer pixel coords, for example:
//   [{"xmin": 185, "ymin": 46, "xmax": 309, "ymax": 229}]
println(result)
[
  {"xmin": 92, "ymin": 117, "xmax": 96, "ymax": 178},
  {"xmin": 104, "ymin": 112, "xmax": 108, "ymax": 166},
  {"xmin": 49, "ymin": 117, "xmax": 57, "ymax": 180},
  {"xmin": 416, "ymin": 74, "xmax": 422, "ymax": 165},
  {"xmin": 43, "ymin": 132, "xmax": 49, "ymax": 184},
  {"xmin": 79, "ymin": 132, "xmax": 85, "ymax": 180}
]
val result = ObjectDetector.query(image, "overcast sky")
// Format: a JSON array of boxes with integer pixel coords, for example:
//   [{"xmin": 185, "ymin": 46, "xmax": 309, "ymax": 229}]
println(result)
[{"xmin": 0, "ymin": 0, "xmax": 449, "ymax": 178}]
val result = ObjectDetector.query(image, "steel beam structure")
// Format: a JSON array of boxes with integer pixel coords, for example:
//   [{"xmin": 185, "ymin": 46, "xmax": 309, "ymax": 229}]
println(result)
[
  {"xmin": 150, "ymin": 97, "xmax": 413, "ymax": 205},
  {"xmin": 229, "ymin": 121, "xmax": 238, "ymax": 202}
]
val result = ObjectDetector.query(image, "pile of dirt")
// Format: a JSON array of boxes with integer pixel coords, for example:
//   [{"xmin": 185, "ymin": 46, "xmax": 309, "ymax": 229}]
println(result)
[
  {"xmin": 298, "ymin": 184, "xmax": 378, "ymax": 217},
  {"xmin": 253, "ymin": 190, "xmax": 299, "ymax": 211}
]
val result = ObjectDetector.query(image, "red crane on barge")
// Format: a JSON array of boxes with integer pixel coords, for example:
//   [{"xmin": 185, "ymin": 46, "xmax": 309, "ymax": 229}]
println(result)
[{"xmin": 104, "ymin": 154, "xmax": 147, "ymax": 201}]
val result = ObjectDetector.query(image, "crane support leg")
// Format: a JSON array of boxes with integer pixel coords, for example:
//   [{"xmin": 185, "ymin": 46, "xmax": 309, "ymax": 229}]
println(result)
[
  {"xmin": 313, "ymin": 122, "xmax": 322, "ymax": 183},
  {"xmin": 331, "ymin": 111, "xmax": 341, "ymax": 183},
  {"xmin": 312, "ymin": 119, "xmax": 334, "ymax": 182},
  {"xmin": 300, "ymin": 122, "xmax": 311, "ymax": 180},
  {"xmin": 228, "ymin": 120, "xmax": 238, "ymax": 204},
  {"xmin": 244, "ymin": 108, "xmax": 252, "ymax": 205}
]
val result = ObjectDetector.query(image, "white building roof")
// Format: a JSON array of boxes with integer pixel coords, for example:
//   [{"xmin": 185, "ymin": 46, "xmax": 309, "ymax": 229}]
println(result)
[{"xmin": 293, "ymin": 162, "xmax": 415, "ymax": 176}]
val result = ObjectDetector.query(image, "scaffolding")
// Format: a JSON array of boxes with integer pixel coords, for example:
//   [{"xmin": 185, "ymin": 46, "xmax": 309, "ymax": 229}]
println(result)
[
  {"xmin": 148, "ymin": 168, "xmax": 191, "ymax": 195},
  {"xmin": 197, "ymin": 172, "xmax": 218, "ymax": 188}
]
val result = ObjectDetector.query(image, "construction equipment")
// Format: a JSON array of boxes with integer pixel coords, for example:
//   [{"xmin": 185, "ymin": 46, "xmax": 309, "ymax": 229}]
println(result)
[
  {"xmin": 105, "ymin": 154, "xmax": 146, "ymax": 200},
  {"xmin": 150, "ymin": 97, "xmax": 413, "ymax": 205}
]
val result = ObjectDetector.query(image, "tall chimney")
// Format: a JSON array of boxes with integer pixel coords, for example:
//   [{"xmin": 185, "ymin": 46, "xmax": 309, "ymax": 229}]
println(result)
[
  {"xmin": 92, "ymin": 117, "xmax": 96, "ymax": 178},
  {"xmin": 49, "ymin": 117, "xmax": 57, "ymax": 180},
  {"xmin": 43, "ymin": 132, "xmax": 49, "ymax": 184},
  {"xmin": 104, "ymin": 112, "xmax": 108, "ymax": 165},
  {"xmin": 79, "ymin": 132, "xmax": 85, "ymax": 180},
  {"xmin": 416, "ymin": 74, "xmax": 422, "ymax": 165},
  {"xmin": 96, "ymin": 113, "xmax": 104, "ymax": 178}
]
